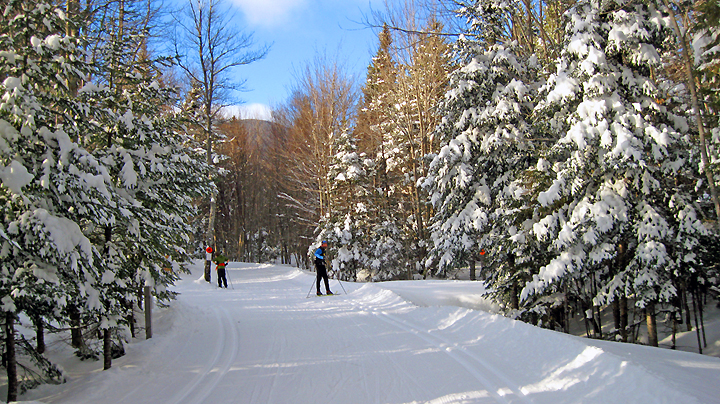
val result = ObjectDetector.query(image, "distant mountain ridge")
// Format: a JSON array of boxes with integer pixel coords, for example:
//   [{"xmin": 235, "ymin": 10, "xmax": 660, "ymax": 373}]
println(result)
[{"xmin": 222, "ymin": 118, "xmax": 286, "ymax": 154}]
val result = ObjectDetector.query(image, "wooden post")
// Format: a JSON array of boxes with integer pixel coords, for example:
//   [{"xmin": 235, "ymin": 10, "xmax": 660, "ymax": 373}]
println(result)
[
  {"xmin": 103, "ymin": 328, "xmax": 112, "ymax": 370},
  {"xmin": 144, "ymin": 286, "xmax": 152, "ymax": 339}
]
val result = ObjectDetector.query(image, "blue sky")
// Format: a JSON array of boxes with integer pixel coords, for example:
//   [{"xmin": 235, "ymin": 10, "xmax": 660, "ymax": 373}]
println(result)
[{"xmin": 226, "ymin": 0, "xmax": 386, "ymax": 120}]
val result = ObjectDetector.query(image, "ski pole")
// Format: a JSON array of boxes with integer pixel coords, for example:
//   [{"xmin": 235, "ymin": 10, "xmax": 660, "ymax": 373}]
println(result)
[
  {"xmin": 336, "ymin": 277, "xmax": 347, "ymax": 294},
  {"xmin": 329, "ymin": 268, "xmax": 348, "ymax": 294},
  {"xmin": 306, "ymin": 277, "xmax": 316, "ymax": 298},
  {"xmin": 226, "ymin": 269, "xmax": 234, "ymax": 290}
]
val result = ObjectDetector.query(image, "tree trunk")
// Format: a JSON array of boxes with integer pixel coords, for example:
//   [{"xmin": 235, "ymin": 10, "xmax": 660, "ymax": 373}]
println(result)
[
  {"xmin": 646, "ymin": 303, "xmax": 658, "ymax": 347},
  {"xmin": 683, "ymin": 289, "xmax": 692, "ymax": 332},
  {"xmin": 692, "ymin": 290, "xmax": 703, "ymax": 354},
  {"xmin": 204, "ymin": 97, "xmax": 216, "ymax": 280},
  {"xmin": 699, "ymin": 290, "xmax": 707, "ymax": 348},
  {"xmin": 510, "ymin": 284, "xmax": 519, "ymax": 311},
  {"xmin": 671, "ymin": 311, "xmax": 677, "ymax": 350},
  {"xmin": 590, "ymin": 275, "xmax": 602, "ymax": 338},
  {"xmin": 509, "ymin": 254, "xmax": 518, "ymax": 310},
  {"xmin": 469, "ymin": 259, "xmax": 476, "ymax": 281},
  {"xmin": 103, "ymin": 328, "xmax": 112, "ymax": 370},
  {"xmin": 563, "ymin": 282, "xmax": 570, "ymax": 334},
  {"xmin": 593, "ymin": 305, "xmax": 602, "ymax": 338},
  {"xmin": 613, "ymin": 299, "xmax": 621, "ymax": 333},
  {"xmin": 34, "ymin": 315, "xmax": 45, "ymax": 354},
  {"xmin": 137, "ymin": 287, "xmax": 144, "ymax": 310},
  {"xmin": 620, "ymin": 295, "xmax": 628, "ymax": 342},
  {"xmin": 129, "ymin": 308, "xmax": 136, "ymax": 339},
  {"xmin": 5, "ymin": 312, "xmax": 18, "ymax": 403},
  {"xmin": 69, "ymin": 304, "xmax": 84, "ymax": 348},
  {"xmin": 65, "ymin": 0, "xmax": 79, "ymax": 100}
]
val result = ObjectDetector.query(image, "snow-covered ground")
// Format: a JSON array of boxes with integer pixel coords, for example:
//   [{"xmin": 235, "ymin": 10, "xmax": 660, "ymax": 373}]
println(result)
[{"xmin": 8, "ymin": 261, "xmax": 720, "ymax": 404}]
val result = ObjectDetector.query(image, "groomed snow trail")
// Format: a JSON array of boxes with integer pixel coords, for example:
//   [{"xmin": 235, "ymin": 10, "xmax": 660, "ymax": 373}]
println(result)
[
  {"xmin": 202, "ymin": 265, "xmax": 526, "ymax": 404},
  {"xmin": 20, "ymin": 262, "xmax": 720, "ymax": 404}
]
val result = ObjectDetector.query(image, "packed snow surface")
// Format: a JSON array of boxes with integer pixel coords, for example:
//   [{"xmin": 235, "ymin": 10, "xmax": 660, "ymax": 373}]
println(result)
[{"xmin": 17, "ymin": 262, "xmax": 720, "ymax": 404}]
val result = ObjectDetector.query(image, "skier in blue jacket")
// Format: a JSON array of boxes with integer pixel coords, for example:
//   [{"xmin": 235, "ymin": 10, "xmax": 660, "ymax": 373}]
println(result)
[{"xmin": 314, "ymin": 240, "xmax": 333, "ymax": 296}]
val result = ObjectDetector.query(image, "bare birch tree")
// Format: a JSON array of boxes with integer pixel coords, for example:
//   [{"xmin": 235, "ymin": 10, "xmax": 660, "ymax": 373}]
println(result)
[
  {"xmin": 660, "ymin": 0, "xmax": 720, "ymax": 224},
  {"xmin": 173, "ymin": 0, "xmax": 268, "ymax": 281}
]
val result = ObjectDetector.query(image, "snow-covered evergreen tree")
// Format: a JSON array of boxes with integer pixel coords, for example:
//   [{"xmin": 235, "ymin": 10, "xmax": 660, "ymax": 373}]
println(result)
[
  {"xmin": 358, "ymin": 25, "xmax": 398, "ymax": 200},
  {"xmin": 351, "ymin": 24, "xmax": 410, "ymax": 281},
  {"xmin": 423, "ymin": 0, "xmax": 541, "ymax": 293},
  {"xmin": 355, "ymin": 20, "xmax": 451, "ymax": 281},
  {"xmin": 318, "ymin": 129, "xmax": 374, "ymax": 280},
  {"xmin": 0, "ymin": 1, "xmax": 212, "ymax": 393},
  {"xmin": 0, "ymin": 2, "xmax": 122, "ymax": 399},
  {"xmin": 385, "ymin": 18, "xmax": 451, "ymax": 276},
  {"xmin": 79, "ymin": 9, "xmax": 212, "ymax": 352},
  {"xmin": 523, "ymin": 0, "xmax": 709, "ymax": 339}
]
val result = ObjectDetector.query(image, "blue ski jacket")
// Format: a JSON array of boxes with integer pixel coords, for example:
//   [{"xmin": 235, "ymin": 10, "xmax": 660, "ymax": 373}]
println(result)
[{"xmin": 314, "ymin": 247, "xmax": 325, "ymax": 260}]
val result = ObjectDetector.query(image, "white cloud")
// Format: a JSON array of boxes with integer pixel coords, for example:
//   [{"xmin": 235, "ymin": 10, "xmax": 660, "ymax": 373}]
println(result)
[
  {"xmin": 230, "ymin": 0, "xmax": 306, "ymax": 27},
  {"xmin": 223, "ymin": 104, "xmax": 273, "ymax": 121}
]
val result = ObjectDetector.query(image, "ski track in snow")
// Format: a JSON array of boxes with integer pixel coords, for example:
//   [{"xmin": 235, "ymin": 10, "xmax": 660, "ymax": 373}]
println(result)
[
  {"xmin": 108, "ymin": 314, "xmax": 198, "ymax": 404},
  {"xmin": 250, "ymin": 318, "xmax": 293, "ymax": 403},
  {"xmin": 14, "ymin": 262, "xmax": 720, "ymax": 404},
  {"xmin": 171, "ymin": 306, "xmax": 239, "ymax": 404},
  {"xmin": 357, "ymin": 301, "xmax": 533, "ymax": 404},
  {"xmin": 346, "ymin": 308, "xmax": 428, "ymax": 403}
]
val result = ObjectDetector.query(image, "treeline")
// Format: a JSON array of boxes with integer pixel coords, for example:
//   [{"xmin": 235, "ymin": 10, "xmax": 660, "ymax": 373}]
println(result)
[
  {"xmin": 222, "ymin": 0, "xmax": 720, "ymax": 351},
  {"xmin": 0, "ymin": 0, "xmax": 217, "ymax": 401},
  {"xmin": 212, "ymin": 118, "xmax": 299, "ymax": 264}
]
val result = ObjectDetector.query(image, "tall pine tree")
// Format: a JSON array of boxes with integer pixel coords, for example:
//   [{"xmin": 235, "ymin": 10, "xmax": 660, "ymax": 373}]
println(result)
[
  {"xmin": 0, "ymin": 1, "xmax": 120, "ymax": 399},
  {"xmin": 524, "ymin": 0, "xmax": 709, "ymax": 343},
  {"xmin": 424, "ymin": 0, "xmax": 541, "ymax": 297}
]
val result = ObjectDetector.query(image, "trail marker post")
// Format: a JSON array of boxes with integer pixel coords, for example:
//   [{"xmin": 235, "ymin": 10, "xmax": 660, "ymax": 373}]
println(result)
[
  {"xmin": 205, "ymin": 246, "xmax": 213, "ymax": 282},
  {"xmin": 144, "ymin": 285, "xmax": 152, "ymax": 339}
]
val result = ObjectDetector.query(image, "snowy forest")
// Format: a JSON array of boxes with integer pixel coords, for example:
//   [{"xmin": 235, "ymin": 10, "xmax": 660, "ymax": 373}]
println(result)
[{"xmin": 2, "ymin": 0, "xmax": 720, "ymax": 401}]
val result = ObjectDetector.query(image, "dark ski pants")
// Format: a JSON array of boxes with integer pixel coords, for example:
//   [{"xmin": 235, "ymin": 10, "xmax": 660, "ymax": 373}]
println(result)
[
  {"xmin": 315, "ymin": 261, "xmax": 330, "ymax": 294},
  {"xmin": 217, "ymin": 267, "xmax": 227, "ymax": 288}
]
